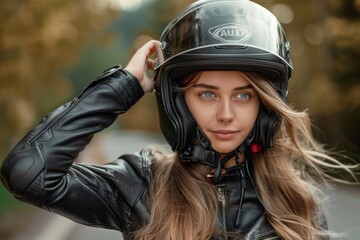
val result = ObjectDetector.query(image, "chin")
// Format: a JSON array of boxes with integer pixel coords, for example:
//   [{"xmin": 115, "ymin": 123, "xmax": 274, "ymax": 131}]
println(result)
[{"xmin": 212, "ymin": 145, "xmax": 240, "ymax": 155}]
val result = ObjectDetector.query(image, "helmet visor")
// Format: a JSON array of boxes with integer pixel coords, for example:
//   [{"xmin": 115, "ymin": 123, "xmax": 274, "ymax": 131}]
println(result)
[{"xmin": 155, "ymin": 0, "xmax": 292, "ymax": 69}]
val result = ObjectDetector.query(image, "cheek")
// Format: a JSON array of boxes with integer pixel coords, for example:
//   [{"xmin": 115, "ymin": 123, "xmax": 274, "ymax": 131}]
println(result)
[
  {"xmin": 245, "ymin": 114, "xmax": 258, "ymax": 132},
  {"xmin": 238, "ymin": 103, "xmax": 260, "ymax": 127},
  {"xmin": 185, "ymin": 94, "xmax": 212, "ymax": 128},
  {"xmin": 187, "ymin": 102, "xmax": 210, "ymax": 127}
]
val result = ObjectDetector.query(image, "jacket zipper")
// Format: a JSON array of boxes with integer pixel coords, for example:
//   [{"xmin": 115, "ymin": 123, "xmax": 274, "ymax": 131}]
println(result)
[{"xmin": 217, "ymin": 186, "xmax": 227, "ymax": 237}]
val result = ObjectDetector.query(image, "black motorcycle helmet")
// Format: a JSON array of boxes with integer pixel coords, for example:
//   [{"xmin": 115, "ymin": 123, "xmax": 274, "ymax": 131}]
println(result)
[{"xmin": 154, "ymin": 0, "xmax": 293, "ymax": 155}]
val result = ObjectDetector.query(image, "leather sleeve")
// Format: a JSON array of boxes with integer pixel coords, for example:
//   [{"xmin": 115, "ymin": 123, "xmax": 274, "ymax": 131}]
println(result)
[{"xmin": 0, "ymin": 67, "xmax": 148, "ymax": 231}]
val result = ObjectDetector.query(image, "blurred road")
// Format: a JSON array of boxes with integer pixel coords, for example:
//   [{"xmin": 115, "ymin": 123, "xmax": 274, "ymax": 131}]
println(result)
[
  {"xmin": 2, "ymin": 131, "xmax": 360, "ymax": 240},
  {"xmin": 325, "ymin": 184, "xmax": 360, "ymax": 239}
]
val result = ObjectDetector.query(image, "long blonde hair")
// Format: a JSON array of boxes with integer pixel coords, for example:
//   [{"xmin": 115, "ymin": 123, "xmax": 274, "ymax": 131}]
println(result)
[
  {"xmin": 246, "ymin": 71, "xmax": 357, "ymax": 239},
  {"xmin": 134, "ymin": 149, "xmax": 218, "ymax": 239},
  {"xmin": 134, "ymin": 71, "xmax": 357, "ymax": 240}
]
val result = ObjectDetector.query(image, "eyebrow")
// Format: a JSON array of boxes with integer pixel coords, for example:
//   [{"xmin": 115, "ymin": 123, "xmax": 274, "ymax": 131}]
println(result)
[{"xmin": 193, "ymin": 83, "xmax": 254, "ymax": 91}]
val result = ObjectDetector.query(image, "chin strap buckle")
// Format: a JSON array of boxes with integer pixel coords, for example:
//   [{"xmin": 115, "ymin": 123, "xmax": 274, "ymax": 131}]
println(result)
[{"xmin": 179, "ymin": 145, "xmax": 218, "ymax": 167}]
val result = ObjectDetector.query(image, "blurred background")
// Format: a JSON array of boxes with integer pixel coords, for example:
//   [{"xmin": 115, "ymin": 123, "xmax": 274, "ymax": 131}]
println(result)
[{"xmin": 0, "ymin": 0, "xmax": 359, "ymax": 239}]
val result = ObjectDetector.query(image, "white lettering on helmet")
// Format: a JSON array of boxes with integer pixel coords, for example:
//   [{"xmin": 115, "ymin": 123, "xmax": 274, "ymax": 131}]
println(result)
[{"xmin": 209, "ymin": 23, "xmax": 253, "ymax": 43}]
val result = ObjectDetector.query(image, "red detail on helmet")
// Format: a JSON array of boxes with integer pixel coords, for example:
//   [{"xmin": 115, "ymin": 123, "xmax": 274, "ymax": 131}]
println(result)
[{"xmin": 251, "ymin": 143, "xmax": 262, "ymax": 154}]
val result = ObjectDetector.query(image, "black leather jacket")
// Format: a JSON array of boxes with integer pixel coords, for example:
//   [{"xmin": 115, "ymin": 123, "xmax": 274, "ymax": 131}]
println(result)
[{"xmin": 0, "ymin": 67, "xmax": 326, "ymax": 240}]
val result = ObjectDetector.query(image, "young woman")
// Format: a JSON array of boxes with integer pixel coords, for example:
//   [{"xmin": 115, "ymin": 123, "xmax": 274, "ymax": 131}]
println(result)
[{"xmin": 0, "ymin": 1, "xmax": 356, "ymax": 239}]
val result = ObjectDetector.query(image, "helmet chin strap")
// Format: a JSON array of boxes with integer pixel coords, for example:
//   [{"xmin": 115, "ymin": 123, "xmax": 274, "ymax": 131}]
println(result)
[{"xmin": 179, "ymin": 126, "xmax": 250, "ymax": 183}]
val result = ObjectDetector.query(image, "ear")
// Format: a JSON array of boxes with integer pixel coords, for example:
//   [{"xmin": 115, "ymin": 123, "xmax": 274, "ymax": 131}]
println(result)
[{"xmin": 174, "ymin": 93, "xmax": 197, "ymax": 150}]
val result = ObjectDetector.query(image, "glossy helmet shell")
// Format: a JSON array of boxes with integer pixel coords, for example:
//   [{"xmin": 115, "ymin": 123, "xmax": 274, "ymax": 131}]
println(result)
[{"xmin": 154, "ymin": 0, "xmax": 293, "ymax": 152}]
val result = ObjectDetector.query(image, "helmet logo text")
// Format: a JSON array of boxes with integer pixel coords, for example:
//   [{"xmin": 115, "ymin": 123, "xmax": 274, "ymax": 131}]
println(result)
[{"xmin": 209, "ymin": 23, "xmax": 253, "ymax": 43}]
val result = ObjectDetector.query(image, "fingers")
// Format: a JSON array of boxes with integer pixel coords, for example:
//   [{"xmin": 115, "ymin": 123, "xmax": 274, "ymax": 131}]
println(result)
[
  {"xmin": 147, "ymin": 58, "xmax": 156, "ymax": 70},
  {"xmin": 145, "ymin": 40, "xmax": 161, "ymax": 53},
  {"xmin": 125, "ymin": 40, "xmax": 160, "ymax": 75},
  {"xmin": 124, "ymin": 40, "xmax": 160, "ymax": 93},
  {"xmin": 137, "ymin": 40, "xmax": 160, "ymax": 59}
]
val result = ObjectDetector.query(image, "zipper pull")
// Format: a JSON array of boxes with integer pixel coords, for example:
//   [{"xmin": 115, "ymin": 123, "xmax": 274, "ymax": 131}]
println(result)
[{"xmin": 218, "ymin": 187, "xmax": 225, "ymax": 202}]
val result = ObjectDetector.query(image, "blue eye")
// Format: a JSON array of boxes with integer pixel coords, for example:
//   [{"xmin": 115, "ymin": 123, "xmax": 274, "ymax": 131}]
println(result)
[
  {"xmin": 237, "ymin": 93, "xmax": 250, "ymax": 100},
  {"xmin": 200, "ymin": 92, "xmax": 215, "ymax": 98}
]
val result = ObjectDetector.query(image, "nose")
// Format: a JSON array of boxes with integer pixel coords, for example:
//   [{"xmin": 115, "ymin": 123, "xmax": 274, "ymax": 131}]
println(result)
[{"xmin": 217, "ymin": 98, "xmax": 234, "ymax": 123}]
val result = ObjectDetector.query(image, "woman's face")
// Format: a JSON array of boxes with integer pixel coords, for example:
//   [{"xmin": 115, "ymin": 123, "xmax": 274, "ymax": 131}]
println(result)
[{"xmin": 184, "ymin": 71, "xmax": 260, "ymax": 154}]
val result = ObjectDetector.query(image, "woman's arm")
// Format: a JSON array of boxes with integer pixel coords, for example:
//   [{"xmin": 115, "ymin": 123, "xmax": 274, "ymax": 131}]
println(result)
[
  {"xmin": 0, "ymin": 67, "xmax": 146, "ymax": 230},
  {"xmin": 0, "ymin": 40, "xmax": 159, "ymax": 231}
]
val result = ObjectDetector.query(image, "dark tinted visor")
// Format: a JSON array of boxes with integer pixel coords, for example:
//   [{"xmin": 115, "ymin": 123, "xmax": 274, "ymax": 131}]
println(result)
[{"xmin": 155, "ymin": 0, "xmax": 292, "ymax": 69}]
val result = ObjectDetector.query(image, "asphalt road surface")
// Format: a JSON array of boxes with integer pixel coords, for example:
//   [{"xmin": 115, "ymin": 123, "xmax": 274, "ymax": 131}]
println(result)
[{"xmin": 3, "ymin": 132, "xmax": 360, "ymax": 240}]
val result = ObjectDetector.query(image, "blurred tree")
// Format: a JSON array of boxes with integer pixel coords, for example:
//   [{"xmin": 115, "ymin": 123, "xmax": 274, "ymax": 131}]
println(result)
[
  {"xmin": 256, "ymin": 0, "xmax": 360, "ymax": 161},
  {"xmin": 0, "ymin": 0, "xmax": 117, "ymax": 159},
  {"xmin": 325, "ymin": 0, "xmax": 360, "ymax": 159},
  {"xmin": 66, "ymin": 0, "xmax": 194, "ymax": 132}
]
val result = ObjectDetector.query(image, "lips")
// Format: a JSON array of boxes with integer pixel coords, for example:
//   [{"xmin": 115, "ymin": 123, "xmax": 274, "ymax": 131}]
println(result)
[{"xmin": 210, "ymin": 129, "xmax": 239, "ymax": 140}]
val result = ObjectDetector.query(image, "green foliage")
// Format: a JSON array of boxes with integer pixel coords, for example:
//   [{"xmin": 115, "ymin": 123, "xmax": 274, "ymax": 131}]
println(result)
[
  {"xmin": 0, "ymin": 0, "xmax": 117, "ymax": 160},
  {"xmin": 0, "ymin": 185, "xmax": 23, "ymax": 213}
]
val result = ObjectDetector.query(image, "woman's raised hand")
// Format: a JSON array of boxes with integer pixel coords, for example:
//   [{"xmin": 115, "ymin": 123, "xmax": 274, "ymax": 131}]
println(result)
[{"xmin": 125, "ymin": 40, "xmax": 160, "ymax": 93}]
